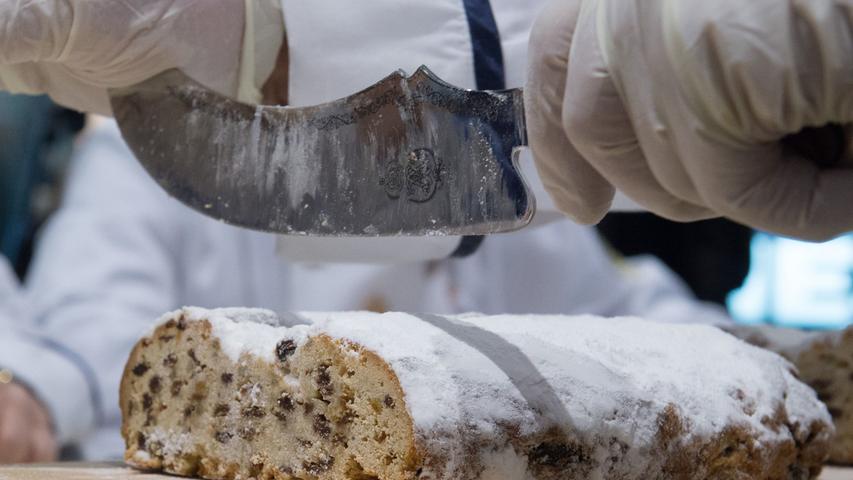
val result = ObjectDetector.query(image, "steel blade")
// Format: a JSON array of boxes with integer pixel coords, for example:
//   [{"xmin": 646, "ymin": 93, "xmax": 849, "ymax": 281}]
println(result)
[{"xmin": 109, "ymin": 67, "xmax": 534, "ymax": 236}]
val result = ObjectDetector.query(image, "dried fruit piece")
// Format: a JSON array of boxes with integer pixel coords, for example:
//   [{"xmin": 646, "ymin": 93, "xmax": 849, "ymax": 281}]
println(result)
[
  {"xmin": 313, "ymin": 414, "xmax": 331, "ymax": 438},
  {"xmin": 214, "ymin": 431, "xmax": 233, "ymax": 444},
  {"xmin": 303, "ymin": 456, "xmax": 334, "ymax": 475},
  {"xmin": 149, "ymin": 376, "xmax": 162, "ymax": 394},
  {"xmin": 276, "ymin": 339, "xmax": 297, "ymax": 362},
  {"xmin": 277, "ymin": 393, "xmax": 295, "ymax": 411},
  {"xmin": 171, "ymin": 380, "xmax": 185, "ymax": 397},
  {"xmin": 238, "ymin": 426, "xmax": 258, "ymax": 441},
  {"xmin": 132, "ymin": 363, "xmax": 150, "ymax": 376},
  {"xmin": 242, "ymin": 405, "xmax": 267, "ymax": 418},
  {"xmin": 163, "ymin": 354, "xmax": 178, "ymax": 367}
]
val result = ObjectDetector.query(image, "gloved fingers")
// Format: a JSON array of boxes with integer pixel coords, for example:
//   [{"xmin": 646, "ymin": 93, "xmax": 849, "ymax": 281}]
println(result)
[
  {"xmin": 35, "ymin": 63, "xmax": 113, "ymax": 115},
  {"xmin": 685, "ymin": 134, "xmax": 853, "ymax": 241},
  {"xmin": 561, "ymin": 2, "xmax": 715, "ymax": 222},
  {"xmin": 526, "ymin": 0, "xmax": 615, "ymax": 225},
  {"xmin": 0, "ymin": 0, "xmax": 74, "ymax": 64},
  {"xmin": 1, "ymin": 1, "xmax": 245, "ymax": 100},
  {"xmin": 58, "ymin": 1, "xmax": 244, "ymax": 94},
  {"xmin": 661, "ymin": 0, "xmax": 852, "ymax": 143},
  {"xmin": 785, "ymin": 0, "xmax": 853, "ymax": 130},
  {"xmin": 0, "ymin": 62, "xmax": 112, "ymax": 115},
  {"xmin": 660, "ymin": 0, "xmax": 853, "ymax": 238}
]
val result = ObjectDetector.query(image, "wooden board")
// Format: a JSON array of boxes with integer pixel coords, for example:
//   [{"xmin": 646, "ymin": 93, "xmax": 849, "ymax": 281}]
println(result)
[{"xmin": 0, "ymin": 463, "xmax": 850, "ymax": 480}]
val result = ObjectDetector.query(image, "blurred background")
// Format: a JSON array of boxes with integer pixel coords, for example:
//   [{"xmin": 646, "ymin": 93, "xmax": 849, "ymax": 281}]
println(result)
[
  {"xmin": 729, "ymin": 233, "xmax": 853, "ymax": 330},
  {"xmin": 598, "ymin": 213, "xmax": 853, "ymax": 331},
  {"xmin": 0, "ymin": 92, "xmax": 84, "ymax": 279}
]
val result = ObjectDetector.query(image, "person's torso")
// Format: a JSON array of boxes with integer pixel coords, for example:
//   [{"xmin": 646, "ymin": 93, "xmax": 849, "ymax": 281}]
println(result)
[{"xmin": 282, "ymin": 0, "xmax": 548, "ymax": 105}]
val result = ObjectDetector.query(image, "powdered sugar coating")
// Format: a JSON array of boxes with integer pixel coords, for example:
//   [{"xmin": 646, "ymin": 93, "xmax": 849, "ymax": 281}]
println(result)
[
  {"xmin": 302, "ymin": 313, "xmax": 824, "ymax": 435},
  {"xmin": 155, "ymin": 308, "xmax": 832, "ymax": 477},
  {"xmin": 174, "ymin": 307, "xmax": 312, "ymax": 363},
  {"xmin": 302, "ymin": 312, "xmax": 832, "ymax": 475}
]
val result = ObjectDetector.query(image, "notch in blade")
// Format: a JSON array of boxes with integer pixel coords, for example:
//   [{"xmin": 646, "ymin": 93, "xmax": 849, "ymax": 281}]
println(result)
[{"xmin": 109, "ymin": 66, "xmax": 534, "ymax": 236}]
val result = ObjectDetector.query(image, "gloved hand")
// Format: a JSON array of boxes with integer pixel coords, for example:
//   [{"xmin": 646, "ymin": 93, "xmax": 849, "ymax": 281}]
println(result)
[
  {"xmin": 526, "ymin": 0, "xmax": 853, "ymax": 241},
  {"xmin": 0, "ymin": 0, "xmax": 285, "ymax": 115},
  {"xmin": 0, "ymin": 381, "xmax": 57, "ymax": 464}
]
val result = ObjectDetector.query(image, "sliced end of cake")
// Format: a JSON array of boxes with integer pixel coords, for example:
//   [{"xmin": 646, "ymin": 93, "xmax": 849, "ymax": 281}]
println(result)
[{"xmin": 120, "ymin": 312, "xmax": 421, "ymax": 480}]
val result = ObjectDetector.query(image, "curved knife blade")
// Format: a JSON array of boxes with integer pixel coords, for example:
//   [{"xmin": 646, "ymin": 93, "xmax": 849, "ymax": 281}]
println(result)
[{"xmin": 109, "ymin": 67, "xmax": 534, "ymax": 236}]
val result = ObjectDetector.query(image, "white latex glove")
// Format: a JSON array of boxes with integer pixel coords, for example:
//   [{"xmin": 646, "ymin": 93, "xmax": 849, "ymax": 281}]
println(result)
[
  {"xmin": 527, "ymin": 0, "xmax": 853, "ymax": 241},
  {"xmin": 0, "ymin": 0, "xmax": 284, "ymax": 115}
]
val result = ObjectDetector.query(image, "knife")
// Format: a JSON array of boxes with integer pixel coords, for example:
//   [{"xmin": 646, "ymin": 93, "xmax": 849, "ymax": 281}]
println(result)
[{"xmin": 109, "ymin": 67, "xmax": 534, "ymax": 236}]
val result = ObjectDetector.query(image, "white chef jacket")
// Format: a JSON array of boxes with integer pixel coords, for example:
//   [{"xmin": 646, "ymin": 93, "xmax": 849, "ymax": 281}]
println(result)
[{"xmin": 2, "ymin": 0, "xmax": 728, "ymax": 460}]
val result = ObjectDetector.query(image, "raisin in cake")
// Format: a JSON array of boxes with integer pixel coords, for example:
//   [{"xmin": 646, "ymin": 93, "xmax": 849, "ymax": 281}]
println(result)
[
  {"xmin": 725, "ymin": 324, "xmax": 853, "ymax": 465},
  {"xmin": 121, "ymin": 308, "xmax": 833, "ymax": 480}
]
